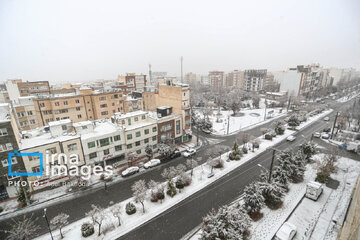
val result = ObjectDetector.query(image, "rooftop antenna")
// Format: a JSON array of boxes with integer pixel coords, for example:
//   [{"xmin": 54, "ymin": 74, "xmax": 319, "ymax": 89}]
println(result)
[{"xmin": 181, "ymin": 56, "xmax": 183, "ymax": 83}]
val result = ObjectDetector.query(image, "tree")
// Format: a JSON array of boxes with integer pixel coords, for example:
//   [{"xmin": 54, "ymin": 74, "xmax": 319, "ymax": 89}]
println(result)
[
  {"xmin": 17, "ymin": 184, "xmax": 31, "ymax": 207},
  {"xmin": 252, "ymin": 95, "xmax": 260, "ymax": 109},
  {"xmin": 272, "ymin": 166, "xmax": 289, "ymax": 191},
  {"xmin": 287, "ymin": 115, "xmax": 300, "ymax": 128},
  {"xmin": 299, "ymin": 141, "xmax": 316, "ymax": 161},
  {"xmin": 201, "ymin": 206, "xmax": 250, "ymax": 240},
  {"xmin": 243, "ymin": 182, "xmax": 264, "ymax": 217},
  {"xmin": 161, "ymin": 166, "xmax": 178, "ymax": 181},
  {"xmin": 274, "ymin": 121, "xmax": 285, "ymax": 135},
  {"xmin": 237, "ymin": 132, "xmax": 250, "ymax": 148},
  {"xmin": 258, "ymin": 181, "xmax": 284, "ymax": 208},
  {"xmin": 131, "ymin": 180, "xmax": 147, "ymax": 213},
  {"xmin": 110, "ymin": 203, "xmax": 122, "ymax": 226},
  {"xmin": 6, "ymin": 214, "xmax": 39, "ymax": 240},
  {"xmin": 145, "ymin": 145, "xmax": 153, "ymax": 160},
  {"xmin": 127, "ymin": 152, "xmax": 137, "ymax": 167},
  {"xmin": 158, "ymin": 143, "xmax": 173, "ymax": 158},
  {"xmin": 50, "ymin": 213, "xmax": 69, "ymax": 239},
  {"xmin": 186, "ymin": 158, "xmax": 198, "ymax": 177},
  {"xmin": 85, "ymin": 205, "xmax": 106, "ymax": 236}
]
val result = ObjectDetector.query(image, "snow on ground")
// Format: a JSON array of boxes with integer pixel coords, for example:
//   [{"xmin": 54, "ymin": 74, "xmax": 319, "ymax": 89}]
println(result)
[
  {"xmin": 34, "ymin": 109, "xmax": 333, "ymax": 240},
  {"xmin": 336, "ymin": 92, "xmax": 360, "ymax": 103},
  {"xmin": 288, "ymin": 155, "xmax": 360, "ymax": 240}
]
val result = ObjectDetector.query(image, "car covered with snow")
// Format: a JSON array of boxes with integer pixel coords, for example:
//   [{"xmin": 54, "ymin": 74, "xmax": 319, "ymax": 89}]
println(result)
[
  {"xmin": 275, "ymin": 222, "xmax": 297, "ymax": 240},
  {"xmin": 306, "ymin": 181, "xmax": 323, "ymax": 201},
  {"xmin": 183, "ymin": 148, "xmax": 196, "ymax": 157},
  {"xmin": 121, "ymin": 166, "xmax": 139, "ymax": 177},
  {"xmin": 286, "ymin": 135, "xmax": 296, "ymax": 142},
  {"xmin": 321, "ymin": 133, "xmax": 330, "ymax": 139},
  {"xmin": 313, "ymin": 132, "xmax": 321, "ymax": 138},
  {"xmin": 323, "ymin": 116, "xmax": 330, "ymax": 121},
  {"xmin": 144, "ymin": 159, "xmax": 161, "ymax": 169},
  {"xmin": 201, "ymin": 128, "xmax": 212, "ymax": 134}
]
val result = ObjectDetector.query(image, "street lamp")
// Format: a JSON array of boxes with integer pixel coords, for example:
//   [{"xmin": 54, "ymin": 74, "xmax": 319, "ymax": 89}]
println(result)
[{"xmin": 43, "ymin": 208, "xmax": 54, "ymax": 240}]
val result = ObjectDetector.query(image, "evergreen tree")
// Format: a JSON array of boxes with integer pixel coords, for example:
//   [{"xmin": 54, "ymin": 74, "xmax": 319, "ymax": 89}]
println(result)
[
  {"xmin": 299, "ymin": 141, "xmax": 316, "ymax": 161},
  {"xmin": 17, "ymin": 184, "xmax": 31, "ymax": 207},
  {"xmin": 243, "ymin": 182, "xmax": 264, "ymax": 215},
  {"xmin": 272, "ymin": 166, "xmax": 289, "ymax": 190}
]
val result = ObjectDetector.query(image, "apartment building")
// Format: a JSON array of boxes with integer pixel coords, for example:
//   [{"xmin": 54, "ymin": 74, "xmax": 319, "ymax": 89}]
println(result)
[
  {"xmin": 185, "ymin": 72, "xmax": 197, "ymax": 85},
  {"xmin": 273, "ymin": 69, "xmax": 303, "ymax": 96},
  {"xmin": 158, "ymin": 80, "xmax": 191, "ymax": 142},
  {"xmin": 19, "ymin": 119, "xmax": 86, "ymax": 189},
  {"xmin": 298, "ymin": 64, "xmax": 328, "ymax": 97},
  {"xmin": 112, "ymin": 111, "xmax": 158, "ymax": 158},
  {"xmin": 0, "ymin": 91, "xmax": 10, "ymax": 103},
  {"xmin": 143, "ymin": 91, "xmax": 158, "ymax": 111},
  {"xmin": 9, "ymin": 96, "xmax": 40, "ymax": 131},
  {"xmin": 5, "ymin": 79, "xmax": 50, "ymax": 103},
  {"xmin": 0, "ymin": 104, "xmax": 26, "ymax": 200},
  {"xmin": 209, "ymin": 71, "xmax": 225, "ymax": 88},
  {"xmin": 243, "ymin": 69, "xmax": 267, "ymax": 92},
  {"xmin": 118, "ymin": 73, "xmax": 147, "ymax": 93},
  {"xmin": 75, "ymin": 121, "xmax": 126, "ymax": 167}
]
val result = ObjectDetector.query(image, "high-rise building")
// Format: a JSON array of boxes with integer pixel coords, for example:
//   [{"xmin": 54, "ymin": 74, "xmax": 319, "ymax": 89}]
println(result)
[
  {"xmin": 209, "ymin": 71, "xmax": 224, "ymax": 88},
  {"xmin": 5, "ymin": 79, "xmax": 50, "ymax": 103},
  {"xmin": 243, "ymin": 69, "xmax": 267, "ymax": 92}
]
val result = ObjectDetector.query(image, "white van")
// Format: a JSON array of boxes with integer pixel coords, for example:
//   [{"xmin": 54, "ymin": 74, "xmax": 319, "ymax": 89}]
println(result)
[{"xmin": 306, "ymin": 181, "xmax": 323, "ymax": 201}]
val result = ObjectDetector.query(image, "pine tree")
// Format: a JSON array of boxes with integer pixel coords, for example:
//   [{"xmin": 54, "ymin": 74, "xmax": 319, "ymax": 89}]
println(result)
[
  {"xmin": 17, "ymin": 184, "xmax": 31, "ymax": 207},
  {"xmin": 243, "ymin": 182, "xmax": 264, "ymax": 215},
  {"xmin": 258, "ymin": 181, "xmax": 284, "ymax": 207},
  {"xmin": 299, "ymin": 141, "xmax": 316, "ymax": 161},
  {"xmin": 272, "ymin": 166, "xmax": 289, "ymax": 190}
]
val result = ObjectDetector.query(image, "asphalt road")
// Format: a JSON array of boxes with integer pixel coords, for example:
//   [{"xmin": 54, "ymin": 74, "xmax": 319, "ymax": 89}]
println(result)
[{"xmin": 0, "ymin": 98, "xmax": 354, "ymax": 239}]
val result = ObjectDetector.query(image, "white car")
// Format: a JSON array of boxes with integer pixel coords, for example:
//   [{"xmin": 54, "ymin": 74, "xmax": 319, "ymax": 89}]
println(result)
[
  {"xmin": 121, "ymin": 166, "xmax": 139, "ymax": 177},
  {"xmin": 144, "ymin": 159, "xmax": 161, "ymax": 169},
  {"xmin": 321, "ymin": 133, "xmax": 330, "ymax": 139},
  {"xmin": 286, "ymin": 135, "xmax": 296, "ymax": 142},
  {"xmin": 313, "ymin": 132, "xmax": 321, "ymax": 138},
  {"xmin": 275, "ymin": 222, "xmax": 297, "ymax": 240},
  {"xmin": 183, "ymin": 148, "xmax": 196, "ymax": 157},
  {"xmin": 324, "ymin": 117, "xmax": 330, "ymax": 121}
]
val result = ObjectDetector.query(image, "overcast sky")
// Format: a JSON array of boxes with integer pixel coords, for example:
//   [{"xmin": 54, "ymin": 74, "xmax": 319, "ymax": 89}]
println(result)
[{"xmin": 0, "ymin": 0, "xmax": 359, "ymax": 84}]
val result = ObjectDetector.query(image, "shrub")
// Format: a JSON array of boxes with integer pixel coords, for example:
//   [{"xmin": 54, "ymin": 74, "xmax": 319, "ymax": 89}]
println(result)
[
  {"xmin": 175, "ymin": 179, "xmax": 184, "ymax": 190},
  {"xmin": 150, "ymin": 192, "xmax": 158, "ymax": 202},
  {"xmin": 166, "ymin": 181, "xmax": 177, "ymax": 197},
  {"xmin": 156, "ymin": 191, "xmax": 165, "ymax": 201},
  {"xmin": 213, "ymin": 159, "xmax": 224, "ymax": 168},
  {"xmin": 242, "ymin": 147, "xmax": 248, "ymax": 154},
  {"xmin": 253, "ymin": 142, "xmax": 260, "ymax": 149},
  {"xmin": 315, "ymin": 173, "xmax": 329, "ymax": 183},
  {"xmin": 81, "ymin": 223, "xmax": 95, "ymax": 237},
  {"xmin": 125, "ymin": 202, "xmax": 136, "ymax": 215},
  {"xmin": 183, "ymin": 174, "xmax": 192, "ymax": 186}
]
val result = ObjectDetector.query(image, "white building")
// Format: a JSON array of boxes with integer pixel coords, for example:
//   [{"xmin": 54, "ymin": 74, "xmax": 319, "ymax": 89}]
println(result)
[{"xmin": 273, "ymin": 69, "xmax": 302, "ymax": 96}]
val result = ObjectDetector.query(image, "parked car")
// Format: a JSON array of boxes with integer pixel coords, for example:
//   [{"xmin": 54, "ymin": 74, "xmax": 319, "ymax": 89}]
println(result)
[
  {"xmin": 144, "ymin": 159, "xmax": 161, "ymax": 169},
  {"xmin": 183, "ymin": 148, "xmax": 196, "ymax": 157},
  {"xmin": 201, "ymin": 128, "xmax": 212, "ymax": 134},
  {"xmin": 170, "ymin": 149, "xmax": 181, "ymax": 159},
  {"xmin": 264, "ymin": 134, "xmax": 273, "ymax": 140},
  {"xmin": 324, "ymin": 116, "xmax": 330, "ymax": 121},
  {"xmin": 286, "ymin": 135, "xmax": 296, "ymax": 142},
  {"xmin": 313, "ymin": 132, "xmax": 321, "ymax": 138},
  {"xmin": 306, "ymin": 181, "xmax": 323, "ymax": 201},
  {"xmin": 321, "ymin": 133, "xmax": 330, "ymax": 139},
  {"xmin": 323, "ymin": 127, "xmax": 331, "ymax": 132},
  {"xmin": 275, "ymin": 222, "xmax": 297, "ymax": 240},
  {"xmin": 121, "ymin": 166, "xmax": 140, "ymax": 177}
]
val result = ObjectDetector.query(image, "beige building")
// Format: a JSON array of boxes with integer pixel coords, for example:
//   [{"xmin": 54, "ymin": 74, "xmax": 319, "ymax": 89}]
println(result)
[
  {"xmin": 117, "ymin": 73, "xmax": 147, "ymax": 93},
  {"xmin": 5, "ymin": 79, "xmax": 50, "ymax": 103},
  {"xmin": 10, "ymin": 96, "xmax": 40, "ymax": 130},
  {"xmin": 143, "ymin": 91, "xmax": 158, "ymax": 111},
  {"xmin": 209, "ymin": 71, "xmax": 225, "ymax": 88}
]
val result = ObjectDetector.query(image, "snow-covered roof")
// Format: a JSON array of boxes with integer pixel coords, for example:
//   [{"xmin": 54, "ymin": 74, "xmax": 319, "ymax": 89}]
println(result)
[
  {"xmin": 0, "ymin": 103, "xmax": 10, "ymax": 122},
  {"xmin": 148, "ymin": 111, "xmax": 181, "ymax": 121},
  {"xmin": 157, "ymin": 106, "xmax": 172, "ymax": 110},
  {"xmin": 124, "ymin": 120, "xmax": 157, "ymax": 131},
  {"xmin": 20, "ymin": 130, "xmax": 79, "ymax": 150},
  {"xmin": 113, "ymin": 110, "xmax": 147, "ymax": 120},
  {"xmin": 80, "ymin": 121, "xmax": 122, "ymax": 140},
  {"xmin": 73, "ymin": 121, "xmax": 92, "ymax": 127},
  {"xmin": 266, "ymin": 91, "xmax": 287, "ymax": 96},
  {"xmin": 48, "ymin": 119, "xmax": 72, "ymax": 126}
]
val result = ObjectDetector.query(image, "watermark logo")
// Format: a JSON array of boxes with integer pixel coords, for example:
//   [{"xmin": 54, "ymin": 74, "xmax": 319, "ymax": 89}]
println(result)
[{"xmin": 8, "ymin": 150, "xmax": 43, "ymax": 176}]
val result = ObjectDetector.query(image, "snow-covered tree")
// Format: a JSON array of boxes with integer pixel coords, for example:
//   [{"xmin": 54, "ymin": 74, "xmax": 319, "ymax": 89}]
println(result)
[
  {"xmin": 287, "ymin": 115, "xmax": 300, "ymax": 128},
  {"xmin": 186, "ymin": 158, "xmax": 198, "ymax": 177},
  {"xmin": 131, "ymin": 180, "xmax": 147, "ymax": 213},
  {"xmin": 157, "ymin": 143, "xmax": 173, "ymax": 158},
  {"xmin": 299, "ymin": 141, "xmax": 316, "ymax": 161},
  {"xmin": 272, "ymin": 166, "xmax": 289, "ymax": 190},
  {"xmin": 50, "ymin": 213, "xmax": 69, "ymax": 239},
  {"xmin": 161, "ymin": 166, "xmax": 178, "ymax": 181},
  {"xmin": 85, "ymin": 204, "xmax": 106, "ymax": 236},
  {"xmin": 274, "ymin": 121, "xmax": 285, "ymax": 135},
  {"xmin": 145, "ymin": 145, "xmax": 153, "ymax": 160},
  {"xmin": 6, "ymin": 214, "xmax": 39, "ymax": 240},
  {"xmin": 243, "ymin": 182, "xmax": 264, "ymax": 216},
  {"xmin": 110, "ymin": 203, "xmax": 122, "ymax": 226},
  {"xmin": 201, "ymin": 206, "xmax": 250, "ymax": 240},
  {"xmin": 252, "ymin": 95, "xmax": 260, "ymax": 109},
  {"xmin": 258, "ymin": 181, "xmax": 284, "ymax": 207},
  {"xmin": 16, "ymin": 184, "xmax": 31, "ymax": 207}
]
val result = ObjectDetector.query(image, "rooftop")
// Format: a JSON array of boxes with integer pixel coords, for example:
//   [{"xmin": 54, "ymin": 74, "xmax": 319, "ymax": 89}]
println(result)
[
  {"xmin": 80, "ymin": 121, "xmax": 122, "ymax": 140},
  {"xmin": 113, "ymin": 110, "xmax": 147, "ymax": 120},
  {"xmin": 48, "ymin": 119, "xmax": 72, "ymax": 126}
]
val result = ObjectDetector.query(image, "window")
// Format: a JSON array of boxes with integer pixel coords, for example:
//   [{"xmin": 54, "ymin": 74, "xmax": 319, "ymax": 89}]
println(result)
[
  {"xmin": 136, "ymin": 131, "xmax": 141, "ymax": 137},
  {"xmin": 27, "ymin": 111, "xmax": 33, "ymax": 115},
  {"xmin": 62, "ymin": 125, "xmax": 67, "ymax": 131},
  {"xmin": 55, "ymin": 102, "xmax": 60, "ymax": 106},
  {"xmin": 144, "ymin": 138, "xmax": 149, "ymax": 144},
  {"xmin": 89, "ymin": 152, "xmax": 97, "ymax": 159},
  {"xmin": 64, "ymin": 101, "xmax": 68, "ymax": 105},
  {"xmin": 127, "ymin": 134, "xmax": 132, "ymax": 140},
  {"xmin": 176, "ymin": 120, "xmax": 181, "ymax": 134},
  {"xmin": 20, "ymin": 121, "xmax": 28, "ymax": 127},
  {"xmin": 101, "ymin": 111, "xmax": 108, "ymax": 116},
  {"xmin": 100, "ymin": 104, "xmax": 108, "ymax": 108},
  {"xmin": 99, "ymin": 138, "xmax": 110, "ymax": 147},
  {"xmin": 75, "ymin": 99, "xmax": 80, "ymax": 104},
  {"xmin": 77, "ymin": 114, "xmax": 82, "ymax": 119},
  {"xmin": 152, "ymin": 127, "xmax": 157, "ymax": 132},
  {"xmin": 46, "ymin": 147, "xmax": 57, "ymax": 154},
  {"xmin": 115, "ymin": 145, "xmax": 122, "ymax": 151},
  {"xmin": 0, "ymin": 128, "xmax": 8, "ymax": 136},
  {"xmin": 30, "ymin": 119, "xmax": 36, "ymax": 124},
  {"xmin": 103, "ymin": 149, "xmax": 110, "ymax": 155},
  {"xmin": 128, "ymin": 118, "xmax": 131, "ymax": 125},
  {"xmin": 28, "ymin": 153, "xmax": 40, "ymax": 161},
  {"xmin": 17, "ymin": 112, "xmax": 25, "ymax": 117},
  {"xmin": 32, "ymin": 166, "xmax": 41, "ymax": 173},
  {"xmin": 76, "ymin": 107, "xmax": 81, "ymax": 111},
  {"xmin": 153, "ymin": 144, "xmax": 157, "ymax": 149},
  {"xmin": 142, "ymin": 115, "xmax": 146, "ymax": 120},
  {"xmin": 152, "ymin": 136, "xmax": 157, "ymax": 141},
  {"xmin": 114, "ymin": 135, "xmax": 121, "ymax": 141},
  {"xmin": 99, "ymin": 96, "xmax": 106, "ymax": 101},
  {"xmin": 144, "ymin": 129, "xmax": 149, "ymax": 135},
  {"xmin": 134, "ymin": 116, "xmax": 138, "ymax": 121},
  {"xmin": 39, "ymin": 103, "xmax": 45, "ymax": 107},
  {"xmin": 136, "ymin": 149, "xmax": 141, "ymax": 154},
  {"xmin": 67, "ymin": 143, "xmax": 78, "ymax": 151},
  {"xmin": 82, "ymin": 126, "xmax": 87, "ymax": 129},
  {"xmin": 127, "ymin": 144, "xmax": 132, "ymax": 149},
  {"xmin": 121, "ymin": 120, "xmax": 125, "ymax": 125},
  {"xmin": 135, "ymin": 141, "xmax": 140, "ymax": 146},
  {"xmin": 2, "ymin": 157, "xmax": 17, "ymax": 166}
]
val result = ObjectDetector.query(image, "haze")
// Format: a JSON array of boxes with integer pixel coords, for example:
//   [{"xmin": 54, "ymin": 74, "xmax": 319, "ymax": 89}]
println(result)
[{"xmin": 0, "ymin": 0, "xmax": 359, "ymax": 83}]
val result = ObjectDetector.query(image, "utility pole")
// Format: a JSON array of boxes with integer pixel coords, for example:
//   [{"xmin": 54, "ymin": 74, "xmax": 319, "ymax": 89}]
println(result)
[
  {"xmin": 287, "ymin": 96, "xmax": 291, "ymax": 112},
  {"xmin": 180, "ymin": 56, "xmax": 183, "ymax": 83},
  {"xmin": 227, "ymin": 115, "xmax": 230, "ymax": 135},
  {"xmin": 268, "ymin": 149, "xmax": 276, "ymax": 183},
  {"xmin": 330, "ymin": 112, "xmax": 339, "ymax": 139},
  {"xmin": 264, "ymin": 102, "xmax": 267, "ymax": 121},
  {"xmin": 43, "ymin": 208, "xmax": 54, "ymax": 240}
]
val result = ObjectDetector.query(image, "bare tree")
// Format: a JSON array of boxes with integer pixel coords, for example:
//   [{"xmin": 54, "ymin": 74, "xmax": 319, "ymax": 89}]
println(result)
[
  {"xmin": 86, "ymin": 204, "xmax": 106, "ymax": 236},
  {"xmin": 50, "ymin": 213, "xmax": 69, "ymax": 239},
  {"xmin": 186, "ymin": 158, "xmax": 198, "ymax": 177},
  {"xmin": 127, "ymin": 152, "xmax": 137, "ymax": 167},
  {"xmin": 5, "ymin": 214, "xmax": 39, "ymax": 240},
  {"xmin": 131, "ymin": 180, "xmax": 147, "ymax": 213},
  {"xmin": 110, "ymin": 203, "xmax": 122, "ymax": 226},
  {"xmin": 161, "ymin": 166, "xmax": 178, "ymax": 181},
  {"xmin": 237, "ymin": 132, "xmax": 250, "ymax": 148}
]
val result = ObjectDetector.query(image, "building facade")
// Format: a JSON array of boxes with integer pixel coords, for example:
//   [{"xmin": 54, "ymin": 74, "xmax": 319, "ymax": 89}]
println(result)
[{"xmin": 243, "ymin": 69, "xmax": 267, "ymax": 92}]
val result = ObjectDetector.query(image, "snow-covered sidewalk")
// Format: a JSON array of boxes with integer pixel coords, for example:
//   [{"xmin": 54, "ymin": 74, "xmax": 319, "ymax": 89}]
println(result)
[{"xmin": 34, "ymin": 109, "xmax": 333, "ymax": 240}]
